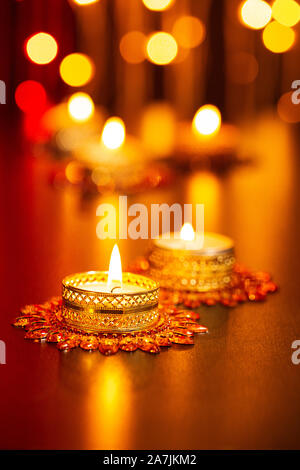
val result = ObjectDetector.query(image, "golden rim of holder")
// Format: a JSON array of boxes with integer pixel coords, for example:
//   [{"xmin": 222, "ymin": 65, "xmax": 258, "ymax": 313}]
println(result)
[
  {"xmin": 61, "ymin": 271, "xmax": 160, "ymax": 333},
  {"xmin": 62, "ymin": 271, "xmax": 159, "ymax": 313}
]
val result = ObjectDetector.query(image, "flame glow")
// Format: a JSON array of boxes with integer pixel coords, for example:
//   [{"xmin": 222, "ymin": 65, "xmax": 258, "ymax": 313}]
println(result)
[
  {"xmin": 192, "ymin": 104, "xmax": 222, "ymax": 137},
  {"xmin": 101, "ymin": 117, "xmax": 126, "ymax": 150},
  {"xmin": 107, "ymin": 244, "xmax": 123, "ymax": 291},
  {"xmin": 180, "ymin": 223, "xmax": 195, "ymax": 241},
  {"xmin": 67, "ymin": 92, "xmax": 94, "ymax": 122},
  {"xmin": 72, "ymin": 0, "xmax": 100, "ymax": 5}
]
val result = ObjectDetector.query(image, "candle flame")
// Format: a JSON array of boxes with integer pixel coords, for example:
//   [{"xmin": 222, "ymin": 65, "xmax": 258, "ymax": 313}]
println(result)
[
  {"xmin": 107, "ymin": 244, "xmax": 123, "ymax": 291},
  {"xmin": 192, "ymin": 104, "xmax": 221, "ymax": 137},
  {"xmin": 180, "ymin": 223, "xmax": 195, "ymax": 241},
  {"xmin": 101, "ymin": 117, "xmax": 126, "ymax": 150}
]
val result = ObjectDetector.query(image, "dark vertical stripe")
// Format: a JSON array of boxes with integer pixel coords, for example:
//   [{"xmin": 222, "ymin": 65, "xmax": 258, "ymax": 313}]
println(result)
[{"xmin": 205, "ymin": 0, "xmax": 226, "ymax": 116}]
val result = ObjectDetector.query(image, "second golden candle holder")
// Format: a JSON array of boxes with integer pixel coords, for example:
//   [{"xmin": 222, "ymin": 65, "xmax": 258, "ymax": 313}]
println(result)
[{"xmin": 148, "ymin": 229, "xmax": 235, "ymax": 292}]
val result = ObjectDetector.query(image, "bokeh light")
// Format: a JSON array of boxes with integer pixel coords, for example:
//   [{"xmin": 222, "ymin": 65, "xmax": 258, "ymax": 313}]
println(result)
[
  {"xmin": 67, "ymin": 92, "xmax": 94, "ymax": 122},
  {"xmin": 272, "ymin": 0, "xmax": 300, "ymax": 27},
  {"xmin": 142, "ymin": 0, "xmax": 173, "ymax": 11},
  {"xmin": 192, "ymin": 105, "xmax": 222, "ymax": 137},
  {"xmin": 60, "ymin": 53, "xmax": 95, "ymax": 87},
  {"xmin": 240, "ymin": 0, "xmax": 272, "ymax": 29},
  {"xmin": 262, "ymin": 21, "xmax": 295, "ymax": 53},
  {"xmin": 146, "ymin": 32, "xmax": 178, "ymax": 65},
  {"xmin": 277, "ymin": 91, "xmax": 300, "ymax": 123},
  {"xmin": 15, "ymin": 80, "xmax": 47, "ymax": 114},
  {"xmin": 25, "ymin": 32, "xmax": 58, "ymax": 65},
  {"xmin": 172, "ymin": 16, "xmax": 206, "ymax": 49},
  {"xmin": 101, "ymin": 117, "xmax": 126, "ymax": 150},
  {"xmin": 65, "ymin": 161, "xmax": 85, "ymax": 184},
  {"xmin": 72, "ymin": 0, "xmax": 100, "ymax": 4},
  {"xmin": 119, "ymin": 31, "xmax": 146, "ymax": 64},
  {"xmin": 227, "ymin": 52, "xmax": 259, "ymax": 84}
]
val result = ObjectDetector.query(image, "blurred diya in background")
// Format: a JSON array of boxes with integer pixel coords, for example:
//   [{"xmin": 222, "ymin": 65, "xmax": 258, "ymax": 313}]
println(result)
[
  {"xmin": 29, "ymin": 98, "xmax": 247, "ymax": 193},
  {"xmin": 130, "ymin": 223, "xmax": 278, "ymax": 308},
  {"xmin": 71, "ymin": 117, "xmax": 173, "ymax": 194},
  {"xmin": 13, "ymin": 245, "xmax": 208, "ymax": 355},
  {"xmin": 174, "ymin": 105, "xmax": 244, "ymax": 172},
  {"xmin": 42, "ymin": 97, "xmax": 105, "ymax": 153},
  {"xmin": 36, "ymin": 101, "xmax": 174, "ymax": 195}
]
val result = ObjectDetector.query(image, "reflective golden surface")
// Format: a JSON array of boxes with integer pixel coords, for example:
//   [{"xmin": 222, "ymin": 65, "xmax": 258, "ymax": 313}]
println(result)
[{"xmin": 1, "ymin": 114, "xmax": 300, "ymax": 449}]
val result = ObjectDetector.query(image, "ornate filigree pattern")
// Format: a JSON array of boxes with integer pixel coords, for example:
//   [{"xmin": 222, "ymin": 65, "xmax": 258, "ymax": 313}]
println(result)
[
  {"xmin": 148, "ymin": 245, "xmax": 235, "ymax": 292},
  {"xmin": 129, "ymin": 258, "xmax": 278, "ymax": 307},
  {"xmin": 61, "ymin": 305, "xmax": 160, "ymax": 333},
  {"xmin": 12, "ymin": 298, "xmax": 208, "ymax": 355},
  {"xmin": 62, "ymin": 272, "xmax": 159, "ymax": 311}
]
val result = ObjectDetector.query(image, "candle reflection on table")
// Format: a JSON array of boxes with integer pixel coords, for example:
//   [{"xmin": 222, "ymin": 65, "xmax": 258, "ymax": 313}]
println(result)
[{"xmin": 84, "ymin": 359, "xmax": 134, "ymax": 450}]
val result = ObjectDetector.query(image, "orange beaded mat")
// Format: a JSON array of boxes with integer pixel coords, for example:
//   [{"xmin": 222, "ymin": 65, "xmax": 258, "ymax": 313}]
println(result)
[
  {"xmin": 129, "ymin": 259, "xmax": 278, "ymax": 308},
  {"xmin": 12, "ymin": 298, "xmax": 207, "ymax": 355}
]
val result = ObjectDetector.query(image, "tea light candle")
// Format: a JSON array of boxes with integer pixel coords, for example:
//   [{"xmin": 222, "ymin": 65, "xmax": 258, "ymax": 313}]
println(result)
[
  {"xmin": 149, "ymin": 224, "xmax": 235, "ymax": 292},
  {"xmin": 154, "ymin": 223, "xmax": 233, "ymax": 254},
  {"xmin": 61, "ymin": 244, "xmax": 159, "ymax": 333}
]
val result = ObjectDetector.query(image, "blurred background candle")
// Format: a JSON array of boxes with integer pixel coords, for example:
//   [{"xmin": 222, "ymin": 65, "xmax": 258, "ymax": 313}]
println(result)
[
  {"xmin": 153, "ymin": 223, "xmax": 233, "ymax": 255},
  {"xmin": 149, "ymin": 223, "xmax": 235, "ymax": 291}
]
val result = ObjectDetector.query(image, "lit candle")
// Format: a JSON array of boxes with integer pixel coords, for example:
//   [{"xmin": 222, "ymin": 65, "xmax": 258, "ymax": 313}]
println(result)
[
  {"xmin": 175, "ymin": 104, "xmax": 238, "ymax": 166},
  {"xmin": 192, "ymin": 105, "xmax": 222, "ymax": 138},
  {"xmin": 73, "ymin": 117, "xmax": 145, "ymax": 173},
  {"xmin": 61, "ymin": 245, "xmax": 159, "ymax": 333},
  {"xmin": 154, "ymin": 223, "xmax": 232, "ymax": 254},
  {"xmin": 149, "ymin": 224, "xmax": 235, "ymax": 292},
  {"xmin": 79, "ymin": 244, "xmax": 147, "ymax": 294}
]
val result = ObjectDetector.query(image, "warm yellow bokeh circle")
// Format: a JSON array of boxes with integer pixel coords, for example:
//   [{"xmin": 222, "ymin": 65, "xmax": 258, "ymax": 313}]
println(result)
[
  {"xmin": 142, "ymin": 0, "xmax": 173, "ymax": 11},
  {"xmin": 60, "ymin": 53, "xmax": 95, "ymax": 87},
  {"xmin": 146, "ymin": 32, "xmax": 178, "ymax": 65},
  {"xmin": 262, "ymin": 21, "xmax": 295, "ymax": 53},
  {"xmin": 26, "ymin": 32, "xmax": 58, "ymax": 64},
  {"xmin": 240, "ymin": 0, "xmax": 272, "ymax": 30},
  {"xmin": 272, "ymin": 0, "xmax": 300, "ymax": 28}
]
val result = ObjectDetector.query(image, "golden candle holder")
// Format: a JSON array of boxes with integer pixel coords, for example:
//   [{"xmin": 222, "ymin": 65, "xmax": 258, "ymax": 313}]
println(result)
[
  {"xmin": 148, "ymin": 233, "xmax": 235, "ymax": 292},
  {"xmin": 62, "ymin": 271, "xmax": 160, "ymax": 333},
  {"xmin": 12, "ymin": 244, "xmax": 209, "ymax": 355}
]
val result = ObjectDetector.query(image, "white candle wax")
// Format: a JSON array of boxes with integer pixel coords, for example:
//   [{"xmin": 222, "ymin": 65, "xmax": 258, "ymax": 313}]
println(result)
[
  {"xmin": 154, "ymin": 232, "xmax": 233, "ymax": 254},
  {"xmin": 78, "ymin": 281, "xmax": 147, "ymax": 294}
]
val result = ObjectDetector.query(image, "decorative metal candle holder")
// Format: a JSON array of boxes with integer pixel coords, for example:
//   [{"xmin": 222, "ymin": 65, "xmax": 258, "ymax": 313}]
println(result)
[
  {"xmin": 148, "ymin": 233, "xmax": 235, "ymax": 292},
  {"xmin": 62, "ymin": 271, "xmax": 160, "ymax": 333}
]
